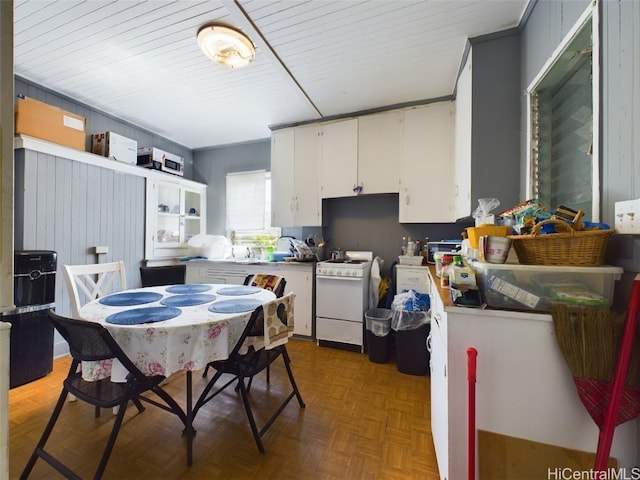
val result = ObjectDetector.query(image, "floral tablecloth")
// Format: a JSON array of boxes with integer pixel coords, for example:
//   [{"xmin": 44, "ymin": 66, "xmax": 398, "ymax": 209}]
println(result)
[{"xmin": 79, "ymin": 284, "xmax": 276, "ymax": 382}]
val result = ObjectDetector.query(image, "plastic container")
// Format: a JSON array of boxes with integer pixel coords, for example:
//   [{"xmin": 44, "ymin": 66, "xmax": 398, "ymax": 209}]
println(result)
[
  {"xmin": 365, "ymin": 308, "xmax": 393, "ymax": 364},
  {"xmin": 466, "ymin": 225, "xmax": 511, "ymax": 249},
  {"xmin": 398, "ymin": 255, "xmax": 424, "ymax": 266},
  {"xmin": 471, "ymin": 261, "xmax": 623, "ymax": 312}
]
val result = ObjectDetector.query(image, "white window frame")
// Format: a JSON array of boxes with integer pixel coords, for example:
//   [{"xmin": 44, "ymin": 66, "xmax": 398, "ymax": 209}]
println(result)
[
  {"xmin": 525, "ymin": 1, "xmax": 600, "ymax": 220},
  {"xmin": 225, "ymin": 170, "xmax": 280, "ymax": 247}
]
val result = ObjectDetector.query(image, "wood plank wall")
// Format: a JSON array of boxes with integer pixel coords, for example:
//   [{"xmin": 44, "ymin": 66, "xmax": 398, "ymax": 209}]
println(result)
[{"xmin": 14, "ymin": 149, "xmax": 145, "ymax": 354}]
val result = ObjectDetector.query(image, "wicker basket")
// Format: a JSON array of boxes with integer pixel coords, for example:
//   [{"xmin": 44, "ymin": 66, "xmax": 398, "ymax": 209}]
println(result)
[{"xmin": 509, "ymin": 219, "xmax": 614, "ymax": 266}]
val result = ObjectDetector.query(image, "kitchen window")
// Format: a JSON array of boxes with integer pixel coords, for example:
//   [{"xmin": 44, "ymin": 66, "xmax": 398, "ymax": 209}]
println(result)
[
  {"xmin": 226, "ymin": 170, "xmax": 279, "ymax": 248},
  {"xmin": 527, "ymin": 5, "xmax": 599, "ymax": 220}
]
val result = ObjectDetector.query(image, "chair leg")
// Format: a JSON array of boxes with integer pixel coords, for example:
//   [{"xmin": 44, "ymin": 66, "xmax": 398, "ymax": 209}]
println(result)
[
  {"xmin": 282, "ymin": 349, "xmax": 305, "ymax": 408},
  {"xmin": 236, "ymin": 378, "xmax": 265, "ymax": 453},
  {"xmin": 20, "ymin": 389, "xmax": 69, "ymax": 480},
  {"xmin": 202, "ymin": 364, "xmax": 210, "ymax": 378},
  {"xmin": 93, "ymin": 399, "xmax": 129, "ymax": 480}
]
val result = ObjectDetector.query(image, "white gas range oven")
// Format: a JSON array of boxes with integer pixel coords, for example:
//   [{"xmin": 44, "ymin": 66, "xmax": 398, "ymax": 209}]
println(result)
[{"xmin": 315, "ymin": 251, "xmax": 373, "ymax": 352}]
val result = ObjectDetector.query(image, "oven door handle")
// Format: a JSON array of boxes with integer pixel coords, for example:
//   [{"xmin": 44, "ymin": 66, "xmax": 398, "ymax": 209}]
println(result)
[{"xmin": 316, "ymin": 275, "xmax": 363, "ymax": 281}]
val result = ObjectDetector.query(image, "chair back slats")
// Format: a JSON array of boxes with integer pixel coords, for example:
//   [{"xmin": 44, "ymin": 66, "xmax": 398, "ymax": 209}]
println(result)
[
  {"xmin": 63, "ymin": 261, "xmax": 127, "ymax": 318},
  {"xmin": 48, "ymin": 310, "xmax": 152, "ymax": 384},
  {"xmin": 140, "ymin": 264, "xmax": 186, "ymax": 287},
  {"xmin": 244, "ymin": 274, "xmax": 286, "ymax": 298}
]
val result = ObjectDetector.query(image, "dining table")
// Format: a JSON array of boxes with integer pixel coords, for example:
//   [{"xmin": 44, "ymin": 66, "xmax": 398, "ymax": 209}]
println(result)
[{"xmin": 78, "ymin": 283, "xmax": 277, "ymax": 466}]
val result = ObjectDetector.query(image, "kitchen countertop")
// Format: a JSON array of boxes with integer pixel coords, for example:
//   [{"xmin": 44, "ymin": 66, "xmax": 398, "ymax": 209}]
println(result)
[{"xmin": 184, "ymin": 258, "xmax": 316, "ymax": 267}]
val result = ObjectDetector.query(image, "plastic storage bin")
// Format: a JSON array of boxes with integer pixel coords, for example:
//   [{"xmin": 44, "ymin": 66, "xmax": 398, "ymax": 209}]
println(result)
[
  {"xmin": 471, "ymin": 261, "xmax": 623, "ymax": 312},
  {"xmin": 365, "ymin": 308, "xmax": 392, "ymax": 364}
]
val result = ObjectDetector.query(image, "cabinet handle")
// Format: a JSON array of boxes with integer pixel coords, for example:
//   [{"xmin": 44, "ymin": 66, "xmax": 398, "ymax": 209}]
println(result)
[
  {"xmin": 405, "ymin": 194, "xmax": 410, "ymax": 205},
  {"xmin": 426, "ymin": 332, "xmax": 432, "ymax": 353}
]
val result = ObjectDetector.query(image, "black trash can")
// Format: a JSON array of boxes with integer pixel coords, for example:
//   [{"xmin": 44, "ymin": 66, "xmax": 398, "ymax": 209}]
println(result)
[
  {"xmin": 395, "ymin": 323, "xmax": 430, "ymax": 376},
  {"xmin": 365, "ymin": 308, "xmax": 392, "ymax": 364},
  {"xmin": 393, "ymin": 310, "xmax": 430, "ymax": 376}
]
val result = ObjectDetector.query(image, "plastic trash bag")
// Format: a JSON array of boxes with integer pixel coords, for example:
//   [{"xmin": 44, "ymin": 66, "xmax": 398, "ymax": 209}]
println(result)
[{"xmin": 391, "ymin": 290, "xmax": 430, "ymax": 331}]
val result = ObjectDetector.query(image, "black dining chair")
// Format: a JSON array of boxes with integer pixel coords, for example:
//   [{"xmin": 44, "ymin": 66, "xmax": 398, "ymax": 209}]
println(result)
[
  {"xmin": 193, "ymin": 292, "xmax": 305, "ymax": 453},
  {"xmin": 21, "ymin": 310, "xmax": 188, "ymax": 480},
  {"xmin": 140, "ymin": 264, "xmax": 186, "ymax": 287},
  {"xmin": 202, "ymin": 274, "xmax": 287, "ymax": 380}
]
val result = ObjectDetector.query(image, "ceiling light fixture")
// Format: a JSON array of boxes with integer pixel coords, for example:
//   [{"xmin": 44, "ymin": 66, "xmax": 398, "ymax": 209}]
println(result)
[{"xmin": 197, "ymin": 24, "xmax": 255, "ymax": 69}]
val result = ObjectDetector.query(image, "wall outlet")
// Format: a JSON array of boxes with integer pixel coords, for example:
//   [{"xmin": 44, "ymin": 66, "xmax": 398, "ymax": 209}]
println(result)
[
  {"xmin": 615, "ymin": 199, "xmax": 640, "ymax": 234},
  {"xmin": 94, "ymin": 246, "xmax": 109, "ymax": 254}
]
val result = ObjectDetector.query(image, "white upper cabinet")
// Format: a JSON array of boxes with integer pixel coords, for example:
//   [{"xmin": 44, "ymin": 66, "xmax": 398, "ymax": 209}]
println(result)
[
  {"xmin": 293, "ymin": 125, "xmax": 322, "ymax": 226},
  {"xmin": 145, "ymin": 177, "xmax": 206, "ymax": 261},
  {"xmin": 271, "ymin": 126, "xmax": 322, "ymax": 227},
  {"xmin": 357, "ymin": 110, "xmax": 401, "ymax": 194},
  {"xmin": 400, "ymin": 102, "xmax": 455, "ymax": 223},
  {"xmin": 319, "ymin": 118, "xmax": 358, "ymax": 198},
  {"xmin": 453, "ymin": 53, "xmax": 472, "ymax": 221},
  {"xmin": 270, "ymin": 128, "xmax": 295, "ymax": 227}
]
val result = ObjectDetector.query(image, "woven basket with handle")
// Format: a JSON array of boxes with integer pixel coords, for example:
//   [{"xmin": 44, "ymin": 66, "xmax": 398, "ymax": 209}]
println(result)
[{"xmin": 509, "ymin": 219, "xmax": 614, "ymax": 266}]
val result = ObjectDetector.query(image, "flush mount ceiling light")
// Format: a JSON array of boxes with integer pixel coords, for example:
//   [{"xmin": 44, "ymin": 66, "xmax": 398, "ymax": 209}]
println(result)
[{"xmin": 197, "ymin": 24, "xmax": 255, "ymax": 69}]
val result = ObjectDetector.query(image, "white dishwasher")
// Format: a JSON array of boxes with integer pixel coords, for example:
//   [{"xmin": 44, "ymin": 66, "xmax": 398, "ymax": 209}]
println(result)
[{"xmin": 395, "ymin": 264, "xmax": 430, "ymax": 294}]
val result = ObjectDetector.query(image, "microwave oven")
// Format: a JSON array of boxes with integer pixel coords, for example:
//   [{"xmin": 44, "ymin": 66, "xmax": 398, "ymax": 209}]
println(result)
[{"xmin": 137, "ymin": 147, "xmax": 184, "ymax": 176}]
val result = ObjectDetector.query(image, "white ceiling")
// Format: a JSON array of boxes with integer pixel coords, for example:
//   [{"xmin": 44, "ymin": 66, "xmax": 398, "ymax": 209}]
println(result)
[{"xmin": 13, "ymin": 0, "xmax": 528, "ymax": 150}]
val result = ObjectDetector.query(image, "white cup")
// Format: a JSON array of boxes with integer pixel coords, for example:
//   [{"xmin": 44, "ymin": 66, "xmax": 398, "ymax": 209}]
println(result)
[{"xmin": 481, "ymin": 235, "xmax": 512, "ymax": 264}]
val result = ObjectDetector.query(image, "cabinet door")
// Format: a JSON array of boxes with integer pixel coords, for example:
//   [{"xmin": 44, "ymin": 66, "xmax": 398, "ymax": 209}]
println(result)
[
  {"xmin": 293, "ymin": 125, "xmax": 321, "ymax": 226},
  {"xmin": 279, "ymin": 267, "xmax": 313, "ymax": 336},
  {"xmin": 400, "ymin": 103, "xmax": 455, "ymax": 222},
  {"xmin": 271, "ymin": 129, "xmax": 295, "ymax": 227},
  {"xmin": 358, "ymin": 110, "xmax": 401, "ymax": 194},
  {"xmin": 430, "ymin": 309, "xmax": 449, "ymax": 480},
  {"xmin": 146, "ymin": 178, "xmax": 206, "ymax": 260},
  {"xmin": 453, "ymin": 56, "xmax": 472, "ymax": 220},
  {"xmin": 320, "ymin": 118, "xmax": 358, "ymax": 198}
]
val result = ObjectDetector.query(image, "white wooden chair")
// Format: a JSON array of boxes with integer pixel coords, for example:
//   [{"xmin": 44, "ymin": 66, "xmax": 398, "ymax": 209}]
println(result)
[
  {"xmin": 62, "ymin": 261, "xmax": 127, "ymax": 410},
  {"xmin": 62, "ymin": 261, "xmax": 127, "ymax": 319}
]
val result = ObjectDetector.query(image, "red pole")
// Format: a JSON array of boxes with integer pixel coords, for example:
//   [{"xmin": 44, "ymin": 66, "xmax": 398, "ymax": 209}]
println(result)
[
  {"xmin": 467, "ymin": 347, "xmax": 478, "ymax": 480},
  {"xmin": 594, "ymin": 274, "xmax": 640, "ymax": 470}
]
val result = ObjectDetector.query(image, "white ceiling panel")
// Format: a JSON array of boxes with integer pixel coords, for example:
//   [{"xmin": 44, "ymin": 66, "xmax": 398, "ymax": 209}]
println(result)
[{"xmin": 13, "ymin": 0, "xmax": 528, "ymax": 149}]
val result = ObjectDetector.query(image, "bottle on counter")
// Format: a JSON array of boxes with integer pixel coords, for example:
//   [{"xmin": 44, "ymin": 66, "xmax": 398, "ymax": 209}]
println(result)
[
  {"xmin": 401, "ymin": 236, "xmax": 407, "ymax": 255},
  {"xmin": 439, "ymin": 253, "xmax": 455, "ymax": 287},
  {"xmin": 407, "ymin": 237, "xmax": 415, "ymax": 257}
]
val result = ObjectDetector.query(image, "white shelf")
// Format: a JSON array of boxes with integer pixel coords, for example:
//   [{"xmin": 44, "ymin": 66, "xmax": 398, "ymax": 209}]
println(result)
[{"xmin": 14, "ymin": 134, "xmax": 205, "ymax": 190}]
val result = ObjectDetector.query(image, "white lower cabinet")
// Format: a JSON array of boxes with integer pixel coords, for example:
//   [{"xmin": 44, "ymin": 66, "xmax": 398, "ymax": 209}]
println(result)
[
  {"xmin": 428, "ymin": 270, "xmax": 640, "ymax": 478},
  {"xmin": 185, "ymin": 261, "xmax": 313, "ymax": 337}
]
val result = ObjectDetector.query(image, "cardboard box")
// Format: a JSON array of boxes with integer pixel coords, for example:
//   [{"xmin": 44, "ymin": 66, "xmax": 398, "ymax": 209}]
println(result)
[
  {"xmin": 471, "ymin": 261, "xmax": 623, "ymax": 311},
  {"xmin": 15, "ymin": 96, "xmax": 86, "ymax": 150},
  {"xmin": 92, "ymin": 132, "xmax": 138, "ymax": 165}
]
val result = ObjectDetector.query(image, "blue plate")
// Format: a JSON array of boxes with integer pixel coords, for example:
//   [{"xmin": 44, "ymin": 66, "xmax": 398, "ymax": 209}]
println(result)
[
  {"xmin": 217, "ymin": 286, "xmax": 262, "ymax": 296},
  {"xmin": 208, "ymin": 299, "xmax": 262, "ymax": 314},
  {"xmin": 99, "ymin": 292, "xmax": 163, "ymax": 307},
  {"xmin": 106, "ymin": 306, "xmax": 182, "ymax": 325},
  {"xmin": 160, "ymin": 294, "xmax": 216, "ymax": 307},
  {"xmin": 165, "ymin": 284, "xmax": 212, "ymax": 294}
]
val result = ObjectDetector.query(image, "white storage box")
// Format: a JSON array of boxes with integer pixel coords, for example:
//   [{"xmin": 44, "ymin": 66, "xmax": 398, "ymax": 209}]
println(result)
[
  {"xmin": 398, "ymin": 255, "xmax": 424, "ymax": 266},
  {"xmin": 471, "ymin": 261, "xmax": 623, "ymax": 312},
  {"xmin": 92, "ymin": 131, "xmax": 137, "ymax": 165}
]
